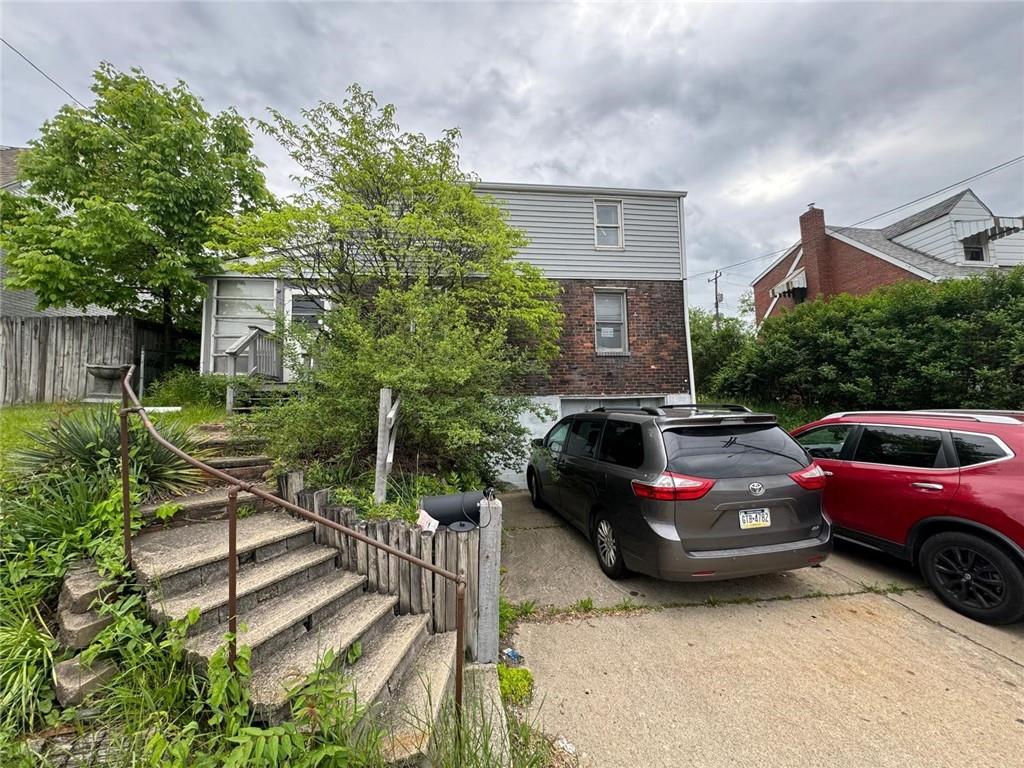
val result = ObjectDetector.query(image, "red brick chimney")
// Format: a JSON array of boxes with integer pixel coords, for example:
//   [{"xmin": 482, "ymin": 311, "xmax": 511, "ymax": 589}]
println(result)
[{"xmin": 799, "ymin": 204, "xmax": 831, "ymax": 300}]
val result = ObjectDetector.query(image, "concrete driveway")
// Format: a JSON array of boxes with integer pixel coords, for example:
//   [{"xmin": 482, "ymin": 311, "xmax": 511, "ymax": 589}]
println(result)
[{"xmin": 501, "ymin": 492, "xmax": 1024, "ymax": 768}]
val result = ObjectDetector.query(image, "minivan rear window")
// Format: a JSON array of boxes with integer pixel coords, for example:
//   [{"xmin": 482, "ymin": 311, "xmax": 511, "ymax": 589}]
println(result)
[{"xmin": 663, "ymin": 425, "xmax": 810, "ymax": 479}]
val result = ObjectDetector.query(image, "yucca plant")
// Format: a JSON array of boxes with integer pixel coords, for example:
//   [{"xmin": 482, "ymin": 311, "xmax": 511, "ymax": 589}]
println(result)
[{"xmin": 10, "ymin": 407, "xmax": 210, "ymax": 498}]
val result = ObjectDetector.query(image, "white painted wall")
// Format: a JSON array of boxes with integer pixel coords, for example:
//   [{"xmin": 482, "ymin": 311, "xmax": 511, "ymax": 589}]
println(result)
[
  {"xmin": 892, "ymin": 216, "xmax": 959, "ymax": 262},
  {"xmin": 991, "ymin": 231, "xmax": 1024, "ymax": 266}
]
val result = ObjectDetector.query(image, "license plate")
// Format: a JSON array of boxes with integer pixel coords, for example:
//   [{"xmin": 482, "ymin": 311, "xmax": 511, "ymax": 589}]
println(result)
[{"xmin": 739, "ymin": 508, "xmax": 771, "ymax": 530}]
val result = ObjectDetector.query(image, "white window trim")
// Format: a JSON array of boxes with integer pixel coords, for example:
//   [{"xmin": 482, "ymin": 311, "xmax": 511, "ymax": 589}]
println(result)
[
  {"xmin": 961, "ymin": 240, "xmax": 990, "ymax": 264},
  {"xmin": 593, "ymin": 199, "xmax": 625, "ymax": 250},
  {"xmin": 593, "ymin": 289, "xmax": 628, "ymax": 355}
]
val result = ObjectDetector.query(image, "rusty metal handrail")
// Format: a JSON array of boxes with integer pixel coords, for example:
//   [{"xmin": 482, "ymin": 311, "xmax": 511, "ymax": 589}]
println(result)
[{"xmin": 117, "ymin": 365, "xmax": 466, "ymax": 710}]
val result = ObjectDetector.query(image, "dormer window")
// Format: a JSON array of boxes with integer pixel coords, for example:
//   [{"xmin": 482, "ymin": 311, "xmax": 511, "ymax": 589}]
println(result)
[{"xmin": 964, "ymin": 244, "xmax": 985, "ymax": 262}]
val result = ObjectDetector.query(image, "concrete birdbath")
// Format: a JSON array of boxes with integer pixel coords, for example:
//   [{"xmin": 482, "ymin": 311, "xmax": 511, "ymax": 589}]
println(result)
[{"xmin": 84, "ymin": 364, "xmax": 125, "ymax": 403}]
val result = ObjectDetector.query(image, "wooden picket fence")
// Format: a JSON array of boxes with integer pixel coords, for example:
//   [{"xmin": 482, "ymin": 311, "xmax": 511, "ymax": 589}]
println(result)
[{"xmin": 292, "ymin": 486, "xmax": 482, "ymax": 660}]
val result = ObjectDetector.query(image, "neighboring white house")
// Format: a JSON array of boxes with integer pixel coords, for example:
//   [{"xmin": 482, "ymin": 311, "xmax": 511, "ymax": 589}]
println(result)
[{"xmin": 753, "ymin": 188, "xmax": 1024, "ymax": 323}]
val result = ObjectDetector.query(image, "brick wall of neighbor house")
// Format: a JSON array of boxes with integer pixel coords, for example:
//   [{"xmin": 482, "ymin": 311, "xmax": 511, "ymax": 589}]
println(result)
[
  {"xmin": 538, "ymin": 279, "xmax": 690, "ymax": 396},
  {"xmin": 753, "ymin": 252, "xmax": 798, "ymax": 322},
  {"xmin": 826, "ymin": 236, "xmax": 922, "ymax": 294}
]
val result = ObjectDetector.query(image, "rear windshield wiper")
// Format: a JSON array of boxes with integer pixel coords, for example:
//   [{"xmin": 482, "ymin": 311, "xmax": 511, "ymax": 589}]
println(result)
[{"xmin": 720, "ymin": 437, "xmax": 807, "ymax": 467}]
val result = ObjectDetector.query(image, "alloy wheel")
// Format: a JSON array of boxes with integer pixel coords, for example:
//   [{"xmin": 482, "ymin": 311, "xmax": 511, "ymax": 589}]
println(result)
[
  {"xmin": 932, "ymin": 545, "xmax": 1006, "ymax": 610},
  {"xmin": 596, "ymin": 519, "xmax": 617, "ymax": 569}
]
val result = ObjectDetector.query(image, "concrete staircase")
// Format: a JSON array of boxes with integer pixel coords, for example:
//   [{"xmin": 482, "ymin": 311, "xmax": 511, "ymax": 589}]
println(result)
[{"xmin": 131, "ymin": 424, "xmax": 457, "ymax": 762}]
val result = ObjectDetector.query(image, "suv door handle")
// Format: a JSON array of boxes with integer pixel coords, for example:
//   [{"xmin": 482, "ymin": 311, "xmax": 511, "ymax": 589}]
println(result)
[
  {"xmin": 911, "ymin": 482, "xmax": 944, "ymax": 491},
  {"xmin": 823, "ymin": 470, "xmax": 834, "ymax": 477}
]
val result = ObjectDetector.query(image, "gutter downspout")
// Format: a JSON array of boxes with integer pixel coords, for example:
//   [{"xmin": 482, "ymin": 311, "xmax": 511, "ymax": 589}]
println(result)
[{"xmin": 678, "ymin": 196, "xmax": 698, "ymax": 404}]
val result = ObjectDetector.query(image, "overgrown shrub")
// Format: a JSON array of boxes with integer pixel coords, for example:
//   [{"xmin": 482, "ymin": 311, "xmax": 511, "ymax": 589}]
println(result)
[
  {"xmin": 148, "ymin": 368, "xmax": 258, "ymax": 407},
  {"xmin": 715, "ymin": 267, "xmax": 1024, "ymax": 410},
  {"xmin": 9, "ymin": 406, "xmax": 209, "ymax": 497},
  {"xmin": 688, "ymin": 308, "xmax": 753, "ymax": 395}
]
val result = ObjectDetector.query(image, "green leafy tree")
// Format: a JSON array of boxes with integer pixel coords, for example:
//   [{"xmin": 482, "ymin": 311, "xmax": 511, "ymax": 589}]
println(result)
[
  {"xmin": 688, "ymin": 307, "xmax": 753, "ymax": 396},
  {"xmin": 0, "ymin": 63, "xmax": 269, "ymax": 367},
  {"xmin": 220, "ymin": 86, "xmax": 562, "ymax": 477},
  {"xmin": 715, "ymin": 267, "xmax": 1024, "ymax": 409}
]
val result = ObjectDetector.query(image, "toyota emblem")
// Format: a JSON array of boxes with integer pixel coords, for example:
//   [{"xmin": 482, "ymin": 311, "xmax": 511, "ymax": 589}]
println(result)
[{"xmin": 748, "ymin": 482, "xmax": 766, "ymax": 496}]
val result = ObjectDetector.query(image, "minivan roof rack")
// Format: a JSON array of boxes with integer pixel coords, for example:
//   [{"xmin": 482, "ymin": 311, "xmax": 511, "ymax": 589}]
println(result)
[
  {"xmin": 662, "ymin": 403, "xmax": 752, "ymax": 413},
  {"xmin": 591, "ymin": 406, "xmax": 665, "ymax": 416},
  {"xmin": 659, "ymin": 412, "xmax": 778, "ymax": 426},
  {"xmin": 826, "ymin": 410, "xmax": 1023, "ymax": 425}
]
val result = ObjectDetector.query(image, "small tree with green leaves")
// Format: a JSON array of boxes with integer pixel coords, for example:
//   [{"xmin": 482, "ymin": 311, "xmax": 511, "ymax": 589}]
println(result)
[
  {"xmin": 219, "ymin": 86, "xmax": 562, "ymax": 478},
  {"xmin": 688, "ymin": 307, "xmax": 753, "ymax": 397},
  {"xmin": 0, "ymin": 63, "xmax": 269, "ymax": 368}
]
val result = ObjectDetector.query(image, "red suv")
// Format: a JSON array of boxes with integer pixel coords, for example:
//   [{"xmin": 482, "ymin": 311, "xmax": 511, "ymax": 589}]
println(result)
[{"xmin": 791, "ymin": 410, "xmax": 1024, "ymax": 625}]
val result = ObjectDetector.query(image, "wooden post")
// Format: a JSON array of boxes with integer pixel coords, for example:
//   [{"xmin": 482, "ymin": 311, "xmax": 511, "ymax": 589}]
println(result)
[
  {"xmin": 457, "ymin": 530, "xmax": 472, "ymax": 655},
  {"xmin": 311, "ymin": 490, "xmax": 330, "ymax": 548},
  {"xmin": 476, "ymin": 498, "xmax": 502, "ymax": 663},
  {"xmin": 376, "ymin": 522, "xmax": 390, "ymax": 595},
  {"xmin": 388, "ymin": 523, "xmax": 401, "ymax": 598},
  {"xmin": 433, "ymin": 531, "xmax": 446, "ymax": 632},
  {"xmin": 279, "ymin": 470, "xmax": 304, "ymax": 508},
  {"xmin": 466, "ymin": 527, "xmax": 480, "ymax": 660},
  {"xmin": 366, "ymin": 522, "xmax": 379, "ymax": 592},
  {"xmin": 373, "ymin": 388, "xmax": 391, "ymax": 505},
  {"xmin": 445, "ymin": 529, "xmax": 458, "ymax": 632},
  {"xmin": 356, "ymin": 521, "xmax": 369, "ymax": 577},
  {"xmin": 420, "ymin": 530, "xmax": 434, "ymax": 622},
  {"xmin": 409, "ymin": 530, "xmax": 422, "ymax": 615},
  {"xmin": 399, "ymin": 526, "xmax": 411, "ymax": 614}
]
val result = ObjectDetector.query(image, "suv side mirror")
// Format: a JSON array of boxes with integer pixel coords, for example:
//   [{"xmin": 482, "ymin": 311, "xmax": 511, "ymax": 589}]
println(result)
[{"xmin": 531, "ymin": 438, "xmax": 544, "ymax": 449}]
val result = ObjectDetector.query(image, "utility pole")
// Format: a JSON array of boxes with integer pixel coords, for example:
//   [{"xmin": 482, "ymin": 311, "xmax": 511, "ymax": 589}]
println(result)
[{"xmin": 707, "ymin": 270, "xmax": 723, "ymax": 327}]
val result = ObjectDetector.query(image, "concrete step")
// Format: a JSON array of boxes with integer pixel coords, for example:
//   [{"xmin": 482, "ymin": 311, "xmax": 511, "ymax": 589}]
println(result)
[
  {"xmin": 196, "ymin": 423, "xmax": 227, "ymax": 433},
  {"xmin": 197, "ymin": 432, "xmax": 268, "ymax": 454},
  {"xmin": 380, "ymin": 632, "xmax": 458, "ymax": 764},
  {"xmin": 185, "ymin": 571, "xmax": 367, "ymax": 666},
  {"xmin": 249, "ymin": 593, "xmax": 405, "ymax": 723},
  {"xmin": 148, "ymin": 544, "xmax": 339, "ymax": 632},
  {"xmin": 54, "ymin": 655, "xmax": 118, "ymax": 707},
  {"xmin": 137, "ymin": 484, "xmax": 275, "ymax": 526},
  {"xmin": 60, "ymin": 559, "xmax": 111, "ymax": 614},
  {"xmin": 205, "ymin": 455, "xmax": 273, "ymax": 469},
  {"xmin": 348, "ymin": 613, "xmax": 432, "ymax": 710},
  {"xmin": 132, "ymin": 509, "xmax": 314, "ymax": 595}
]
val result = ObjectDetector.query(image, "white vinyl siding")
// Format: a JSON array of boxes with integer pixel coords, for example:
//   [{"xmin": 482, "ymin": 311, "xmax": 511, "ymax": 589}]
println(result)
[
  {"xmin": 990, "ymin": 232, "xmax": 1024, "ymax": 266},
  {"xmin": 892, "ymin": 216, "xmax": 960, "ymax": 263},
  {"xmin": 207, "ymin": 278, "xmax": 277, "ymax": 374},
  {"xmin": 480, "ymin": 190, "xmax": 683, "ymax": 280}
]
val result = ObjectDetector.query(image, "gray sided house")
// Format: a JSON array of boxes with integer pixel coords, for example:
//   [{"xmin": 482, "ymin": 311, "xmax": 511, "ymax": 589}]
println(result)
[{"xmin": 198, "ymin": 182, "xmax": 695, "ymax": 485}]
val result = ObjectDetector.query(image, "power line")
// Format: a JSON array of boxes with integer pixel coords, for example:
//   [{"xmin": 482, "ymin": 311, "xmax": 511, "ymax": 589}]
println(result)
[
  {"xmin": 1, "ymin": 37, "xmax": 145, "ymax": 151},
  {"xmin": 686, "ymin": 154, "xmax": 1024, "ymax": 280},
  {"xmin": 849, "ymin": 154, "xmax": 1024, "ymax": 228}
]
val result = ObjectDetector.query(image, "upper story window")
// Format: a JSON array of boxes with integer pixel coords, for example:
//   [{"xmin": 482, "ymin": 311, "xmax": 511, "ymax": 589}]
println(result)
[
  {"xmin": 594, "ymin": 200, "xmax": 624, "ymax": 249},
  {"xmin": 963, "ymin": 244, "xmax": 985, "ymax": 262},
  {"xmin": 594, "ymin": 290, "xmax": 628, "ymax": 354}
]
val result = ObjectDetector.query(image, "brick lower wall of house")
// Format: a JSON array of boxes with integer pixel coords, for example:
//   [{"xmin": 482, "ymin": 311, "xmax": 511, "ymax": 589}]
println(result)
[
  {"xmin": 826, "ymin": 236, "xmax": 923, "ymax": 293},
  {"xmin": 531, "ymin": 279, "xmax": 690, "ymax": 396},
  {"xmin": 754, "ymin": 238, "xmax": 923, "ymax": 323}
]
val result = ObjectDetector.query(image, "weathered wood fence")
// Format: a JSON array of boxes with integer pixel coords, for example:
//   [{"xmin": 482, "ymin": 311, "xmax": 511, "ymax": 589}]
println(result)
[
  {"xmin": 0, "ymin": 316, "xmax": 135, "ymax": 406},
  {"xmin": 282, "ymin": 472, "xmax": 501, "ymax": 663}
]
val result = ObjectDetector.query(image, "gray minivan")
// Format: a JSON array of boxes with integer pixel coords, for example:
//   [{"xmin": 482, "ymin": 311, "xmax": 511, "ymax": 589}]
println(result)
[{"xmin": 526, "ymin": 405, "xmax": 832, "ymax": 580}]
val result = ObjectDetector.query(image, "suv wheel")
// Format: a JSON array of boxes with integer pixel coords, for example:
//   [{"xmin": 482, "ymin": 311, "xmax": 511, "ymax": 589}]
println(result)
[
  {"xmin": 527, "ymin": 470, "xmax": 544, "ymax": 509},
  {"xmin": 919, "ymin": 532, "xmax": 1024, "ymax": 625},
  {"xmin": 593, "ymin": 514, "xmax": 627, "ymax": 579}
]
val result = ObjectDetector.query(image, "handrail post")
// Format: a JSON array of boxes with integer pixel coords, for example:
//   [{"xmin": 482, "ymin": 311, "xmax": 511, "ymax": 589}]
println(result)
[
  {"xmin": 119, "ymin": 365, "xmax": 133, "ymax": 569},
  {"xmin": 455, "ymin": 578, "xmax": 466, "ymax": 714},
  {"xmin": 227, "ymin": 486, "xmax": 239, "ymax": 671}
]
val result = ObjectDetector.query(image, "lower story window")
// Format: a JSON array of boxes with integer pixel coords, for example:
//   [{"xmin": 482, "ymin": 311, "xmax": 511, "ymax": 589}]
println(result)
[{"xmin": 594, "ymin": 290, "xmax": 627, "ymax": 354}]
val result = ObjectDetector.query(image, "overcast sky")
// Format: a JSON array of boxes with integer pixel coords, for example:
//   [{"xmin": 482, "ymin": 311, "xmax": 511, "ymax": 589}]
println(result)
[{"xmin": 3, "ymin": 1, "xmax": 1023, "ymax": 312}]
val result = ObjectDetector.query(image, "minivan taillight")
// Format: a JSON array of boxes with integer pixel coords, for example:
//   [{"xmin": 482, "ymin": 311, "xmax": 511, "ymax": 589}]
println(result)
[
  {"xmin": 789, "ymin": 462, "xmax": 827, "ymax": 490},
  {"xmin": 631, "ymin": 472, "xmax": 716, "ymax": 501}
]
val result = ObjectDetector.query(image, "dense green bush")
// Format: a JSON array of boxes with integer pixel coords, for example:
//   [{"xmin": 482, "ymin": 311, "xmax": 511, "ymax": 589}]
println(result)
[
  {"xmin": 688, "ymin": 308, "xmax": 753, "ymax": 396},
  {"xmin": 9, "ymin": 406, "xmax": 209, "ymax": 497},
  {"xmin": 147, "ymin": 368, "xmax": 258, "ymax": 407},
  {"xmin": 715, "ymin": 267, "xmax": 1024, "ymax": 410}
]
